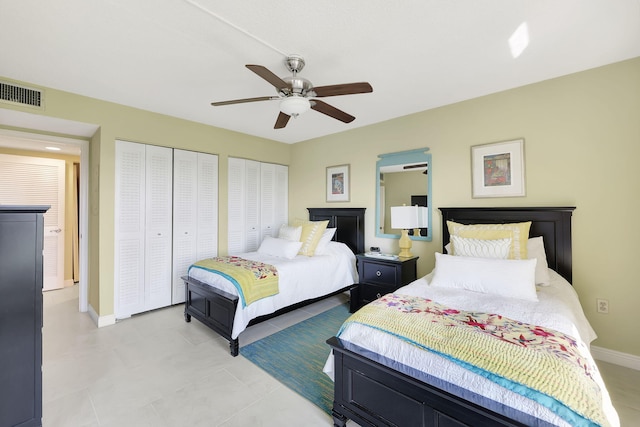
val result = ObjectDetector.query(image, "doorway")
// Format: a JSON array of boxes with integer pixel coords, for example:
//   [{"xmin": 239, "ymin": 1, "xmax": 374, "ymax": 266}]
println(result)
[{"xmin": 0, "ymin": 128, "xmax": 91, "ymax": 312}]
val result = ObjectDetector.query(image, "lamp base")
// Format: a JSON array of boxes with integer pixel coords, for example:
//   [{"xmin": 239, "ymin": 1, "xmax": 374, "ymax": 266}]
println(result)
[{"xmin": 398, "ymin": 229, "xmax": 413, "ymax": 258}]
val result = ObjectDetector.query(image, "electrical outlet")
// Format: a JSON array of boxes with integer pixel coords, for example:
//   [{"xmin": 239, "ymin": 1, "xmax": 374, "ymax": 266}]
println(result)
[{"xmin": 597, "ymin": 298, "xmax": 609, "ymax": 314}]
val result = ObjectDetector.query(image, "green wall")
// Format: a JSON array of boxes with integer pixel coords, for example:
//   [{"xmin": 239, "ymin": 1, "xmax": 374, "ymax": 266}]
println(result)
[
  {"xmin": 290, "ymin": 57, "xmax": 640, "ymax": 357},
  {"xmin": 1, "ymin": 84, "xmax": 290, "ymax": 317},
  {"xmin": 1, "ymin": 56, "xmax": 638, "ymax": 358}
]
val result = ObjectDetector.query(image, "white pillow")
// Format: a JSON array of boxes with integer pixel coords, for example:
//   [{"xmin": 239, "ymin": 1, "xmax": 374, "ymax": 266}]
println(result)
[
  {"xmin": 430, "ymin": 253, "xmax": 538, "ymax": 301},
  {"xmin": 257, "ymin": 236, "xmax": 303, "ymax": 259},
  {"xmin": 527, "ymin": 236, "xmax": 551, "ymax": 286},
  {"xmin": 313, "ymin": 228, "xmax": 337, "ymax": 255},
  {"xmin": 278, "ymin": 224, "xmax": 302, "ymax": 241},
  {"xmin": 450, "ymin": 235, "xmax": 511, "ymax": 259}
]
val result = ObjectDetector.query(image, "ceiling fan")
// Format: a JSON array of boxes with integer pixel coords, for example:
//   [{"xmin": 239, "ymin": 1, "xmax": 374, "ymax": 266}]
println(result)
[{"xmin": 211, "ymin": 55, "xmax": 373, "ymax": 129}]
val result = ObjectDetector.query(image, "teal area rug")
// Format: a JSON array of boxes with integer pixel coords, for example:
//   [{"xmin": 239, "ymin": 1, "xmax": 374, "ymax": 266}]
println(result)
[{"xmin": 240, "ymin": 303, "xmax": 351, "ymax": 415}]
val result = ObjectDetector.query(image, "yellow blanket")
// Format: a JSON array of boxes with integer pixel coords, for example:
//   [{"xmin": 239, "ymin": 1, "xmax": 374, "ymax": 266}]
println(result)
[
  {"xmin": 340, "ymin": 293, "xmax": 608, "ymax": 427},
  {"xmin": 189, "ymin": 256, "xmax": 278, "ymax": 307}
]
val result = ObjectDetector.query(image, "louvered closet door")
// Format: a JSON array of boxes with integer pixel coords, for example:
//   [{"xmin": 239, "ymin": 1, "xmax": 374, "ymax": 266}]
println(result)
[
  {"xmin": 274, "ymin": 164, "xmax": 288, "ymax": 234},
  {"xmin": 244, "ymin": 160, "xmax": 261, "ymax": 252},
  {"xmin": 227, "ymin": 157, "xmax": 246, "ymax": 254},
  {"xmin": 172, "ymin": 150, "xmax": 198, "ymax": 305},
  {"xmin": 172, "ymin": 150, "xmax": 218, "ymax": 304},
  {"xmin": 260, "ymin": 163, "xmax": 276, "ymax": 240},
  {"xmin": 144, "ymin": 145, "xmax": 173, "ymax": 311},
  {"xmin": 114, "ymin": 141, "xmax": 146, "ymax": 317},
  {"xmin": 196, "ymin": 153, "xmax": 218, "ymax": 259}
]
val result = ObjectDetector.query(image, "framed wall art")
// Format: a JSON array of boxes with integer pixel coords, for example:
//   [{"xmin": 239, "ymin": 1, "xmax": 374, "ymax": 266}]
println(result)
[
  {"xmin": 326, "ymin": 164, "xmax": 350, "ymax": 202},
  {"xmin": 471, "ymin": 139, "xmax": 525, "ymax": 198}
]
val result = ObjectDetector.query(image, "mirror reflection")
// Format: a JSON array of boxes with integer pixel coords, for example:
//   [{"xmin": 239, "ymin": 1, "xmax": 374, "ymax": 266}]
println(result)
[{"xmin": 376, "ymin": 148, "xmax": 432, "ymax": 241}]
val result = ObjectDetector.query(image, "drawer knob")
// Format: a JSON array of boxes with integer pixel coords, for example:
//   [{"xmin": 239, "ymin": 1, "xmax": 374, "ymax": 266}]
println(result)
[{"xmin": 376, "ymin": 270, "xmax": 381, "ymax": 277}]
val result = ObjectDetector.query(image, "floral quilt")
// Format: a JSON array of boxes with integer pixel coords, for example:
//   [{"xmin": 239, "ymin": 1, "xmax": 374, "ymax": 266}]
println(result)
[
  {"xmin": 339, "ymin": 293, "xmax": 608, "ymax": 427},
  {"xmin": 189, "ymin": 256, "xmax": 278, "ymax": 307}
]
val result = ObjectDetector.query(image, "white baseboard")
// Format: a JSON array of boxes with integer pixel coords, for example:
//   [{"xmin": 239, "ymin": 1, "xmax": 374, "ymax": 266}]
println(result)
[
  {"xmin": 87, "ymin": 304, "xmax": 116, "ymax": 328},
  {"xmin": 591, "ymin": 346, "xmax": 640, "ymax": 371},
  {"xmin": 64, "ymin": 279, "xmax": 75, "ymax": 287}
]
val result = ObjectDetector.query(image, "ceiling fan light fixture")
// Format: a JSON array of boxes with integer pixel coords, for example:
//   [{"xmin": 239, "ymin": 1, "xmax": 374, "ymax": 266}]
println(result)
[{"xmin": 279, "ymin": 96, "xmax": 310, "ymax": 118}]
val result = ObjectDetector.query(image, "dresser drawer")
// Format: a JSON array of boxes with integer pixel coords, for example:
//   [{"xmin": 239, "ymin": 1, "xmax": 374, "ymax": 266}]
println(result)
[{"xmin": 361, "ymin": 261, "xmax": 399, "ymax": 286}]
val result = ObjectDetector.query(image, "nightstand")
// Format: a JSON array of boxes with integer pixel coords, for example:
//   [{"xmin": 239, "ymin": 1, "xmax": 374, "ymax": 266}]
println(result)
[{"xmin": 350, "ymin": 254, "xmax": 418, "ymax": 312}]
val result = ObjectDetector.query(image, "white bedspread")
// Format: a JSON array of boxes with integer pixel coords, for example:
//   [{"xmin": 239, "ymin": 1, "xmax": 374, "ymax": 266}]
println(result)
[
  {"xmin": 324, "ymin": 269, "xmax": 620, "ymax": 427},
  {"xmin": 188, "ymin": 241, "xmax": 357, "ymax": 339}
]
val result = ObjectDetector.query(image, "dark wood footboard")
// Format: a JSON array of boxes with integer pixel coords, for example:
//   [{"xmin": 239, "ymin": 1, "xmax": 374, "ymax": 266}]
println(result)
[
  {"xmin": 183, "ymin": 275, "xmax": 240, "ymax": 356},
  {"xmin": 327, "ymin": 337, "xmax": 527, "ymax": 427}
]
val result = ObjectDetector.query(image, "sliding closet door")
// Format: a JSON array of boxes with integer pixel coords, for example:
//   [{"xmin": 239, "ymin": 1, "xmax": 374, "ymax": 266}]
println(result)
[{"xmin": 172, "ymin": 150, "xmax": 218, "ymax": 304}]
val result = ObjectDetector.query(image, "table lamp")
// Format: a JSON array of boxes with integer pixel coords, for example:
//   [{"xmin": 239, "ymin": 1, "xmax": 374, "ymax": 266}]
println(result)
[{"xmin": 391, "ymin": 205, "xmax": 428, "ymax": 258}]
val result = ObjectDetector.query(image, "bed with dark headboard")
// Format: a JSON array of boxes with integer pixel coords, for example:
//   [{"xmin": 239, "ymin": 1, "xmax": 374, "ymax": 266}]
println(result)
[
  {"xmin": 183, "ymin": 207, "xmax": 365, "ymax": 356},
  {"xmin": 327, "ymin": 207, "xmax": 578, "ymax": 427}
]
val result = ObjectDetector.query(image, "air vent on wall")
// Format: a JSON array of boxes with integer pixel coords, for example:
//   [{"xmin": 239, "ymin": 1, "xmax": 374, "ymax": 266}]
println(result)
[{"xmin": 0, "ymin": 81, "xmax": 44, "ymax": 109}]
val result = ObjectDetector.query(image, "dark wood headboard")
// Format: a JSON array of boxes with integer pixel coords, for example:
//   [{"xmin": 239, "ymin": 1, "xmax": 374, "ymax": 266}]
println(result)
[
  {"xmin": 439, "ymin": 207, "xmax": 575, "ymax": 283},
  {"xmin": 307, "ymin": 208, "xmax": 365, "ymax": 255}
]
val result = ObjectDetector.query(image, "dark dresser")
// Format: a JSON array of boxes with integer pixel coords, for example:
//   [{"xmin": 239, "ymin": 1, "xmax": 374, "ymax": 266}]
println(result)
[
  {"xmin": 0, "ymin": 205, "xmax": 49, "ymax": 427},
  {"xmin": 351, "ymin": 254, "xmax": 418, "ymax": 312}
]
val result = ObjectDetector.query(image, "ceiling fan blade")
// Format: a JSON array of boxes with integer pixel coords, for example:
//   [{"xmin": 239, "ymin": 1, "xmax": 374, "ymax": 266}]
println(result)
[
  {"xmin": 274, "ymin": 112, "xmax": 290, "ymax": 129},
  {"xmin": 312, "ymin": 82, "xmax": 373, "ymax": 98},
  {"xmin": 246, "ymin": 65, "xmax": 288, "ymax": 90},
  {"xmin": 311, "ymin": 100, "xmax": 355, "ymax": 123},
  {"xmin": 211, "ymin": 96, "xmax": 277, "ymax": 106}
]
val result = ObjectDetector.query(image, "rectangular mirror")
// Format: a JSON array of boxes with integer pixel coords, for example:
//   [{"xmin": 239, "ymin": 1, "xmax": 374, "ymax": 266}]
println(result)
[{"xmin": 376, "ymin": 148, "xmax": 432, "ymax": 241}]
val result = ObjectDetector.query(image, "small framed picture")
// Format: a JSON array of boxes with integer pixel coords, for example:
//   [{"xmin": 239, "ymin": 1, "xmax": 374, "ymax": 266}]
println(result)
[
  {"xmin": 326, "ymin": 164, "xmax": 350, "ymax": 202},
  {"xmin": 471, "ymin": 139, "xmax": 525, "ymax": 198}
]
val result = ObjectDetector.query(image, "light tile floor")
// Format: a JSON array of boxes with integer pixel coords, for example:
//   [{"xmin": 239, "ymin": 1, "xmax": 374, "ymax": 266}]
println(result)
[{"xmin": 43, "ymin": 286, "xmax": 640, "ymax": 426}]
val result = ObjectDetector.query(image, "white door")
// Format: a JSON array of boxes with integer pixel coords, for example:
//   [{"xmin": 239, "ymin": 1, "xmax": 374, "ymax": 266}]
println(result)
[
  {"xmin": 114, "ymin": 141, "xmax": 146, "ymax": 317},
  {"xmin": 260, "ymin": 162, "xmax": 275, "ymax": 240},
  {"xmin": 274, "ymin": 164, "xmax": 288, "ymax": 234},
  {"xmin": 227, "ymin": 157, "xmax": 246, "ymax": 254},
  {"xmin": 0, "ymin": 154, "xmax": 65, "ymax": 291},
  {"xmin": 143, "ymin": 145, "xmax": 173, "ymax": 311},
  {"xmin": 244, "ymin": 160, "xmax": 261, "ymax": 252},
  {"xmin": 172, "ymin": 150, "xmax": 218, "ymax": 304},
  {"xmin": 172, "ymin": 149, "xmax": 199, "ymax": 305},
  {"xmin": 196, "ymin": 152, "xmax": 218, "ymax": 261}
]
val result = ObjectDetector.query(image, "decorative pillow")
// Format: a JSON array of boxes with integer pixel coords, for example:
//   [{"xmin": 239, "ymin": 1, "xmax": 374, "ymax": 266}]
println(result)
[
  {"xmin": 314, "ymin": 228, "xmax": 337, "ymax": 255},
  {"xmin": 527, "ymin": 236, "xmax": 551, "ymax": 286},
  {"xmin": 430, "ymin": 252, "xmax": 538, "ymax": 301},
  {"xmin": 292, "ymin": 219, "xmax": 329, "ymax": 256},
  {"xmin": 278, "ymin": 224, "xmax": 302, "ymax": 241},
  {"xmin": 447, "ymin": 221, "xmax": 531, "ymax": 259},
  {"xmin": 450, "ymin": 235, "xmax": 511, "ymax": 259},
  {"xmin": 257, "ymin": 236, "xmax": 303, "ymax": 259}
]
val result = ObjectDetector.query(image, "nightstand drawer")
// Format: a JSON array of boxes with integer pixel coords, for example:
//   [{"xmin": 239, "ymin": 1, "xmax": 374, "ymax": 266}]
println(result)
[
  {"xmin": 360, "ymin": 284, "xmax": 390, "ymax": 305},
  {"xmin": 361, "ymin": 262, "xmax": 398, "ymax": 286}
]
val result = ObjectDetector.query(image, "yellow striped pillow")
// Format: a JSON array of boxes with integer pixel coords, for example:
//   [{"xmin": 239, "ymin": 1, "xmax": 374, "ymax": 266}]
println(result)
[
  {"xmin": 292, "ymin": 219, "xmax": 329, "ymax": 256},
  {"xmin": 447, "ymin": 221, "xmax": 531, "ymax": 259}
]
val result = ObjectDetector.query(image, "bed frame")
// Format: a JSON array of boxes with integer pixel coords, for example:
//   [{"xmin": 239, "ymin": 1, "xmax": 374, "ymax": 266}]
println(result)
[
  {"xmin": 327, "ymin": 206, "xmax": 575, "ymax": 427},
  {"xmin": 183, "ymin": 207, "xmax": 365, "ymax": 356}
]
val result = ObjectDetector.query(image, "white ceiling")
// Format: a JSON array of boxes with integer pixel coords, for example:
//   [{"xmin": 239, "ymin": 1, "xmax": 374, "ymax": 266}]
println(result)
[{"xmin": 1, "ymin": 0, "xmax": 639, "ymax": 145}]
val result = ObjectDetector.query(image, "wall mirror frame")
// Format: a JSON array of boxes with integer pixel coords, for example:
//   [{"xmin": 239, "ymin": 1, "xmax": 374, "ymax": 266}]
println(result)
[{"xmin": 376, "ymin": 147, "xmax": 432, "ymax": 241}]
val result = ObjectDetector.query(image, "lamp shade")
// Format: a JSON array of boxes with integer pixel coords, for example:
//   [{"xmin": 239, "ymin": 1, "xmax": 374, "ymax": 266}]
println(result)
[
  {"xmin": 391, "ymin": 205, "xmax": 422, "ymax": 229},
  {"xmin": 280, "ymin": 96, "xmax": 311, "ymax": 117}
]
